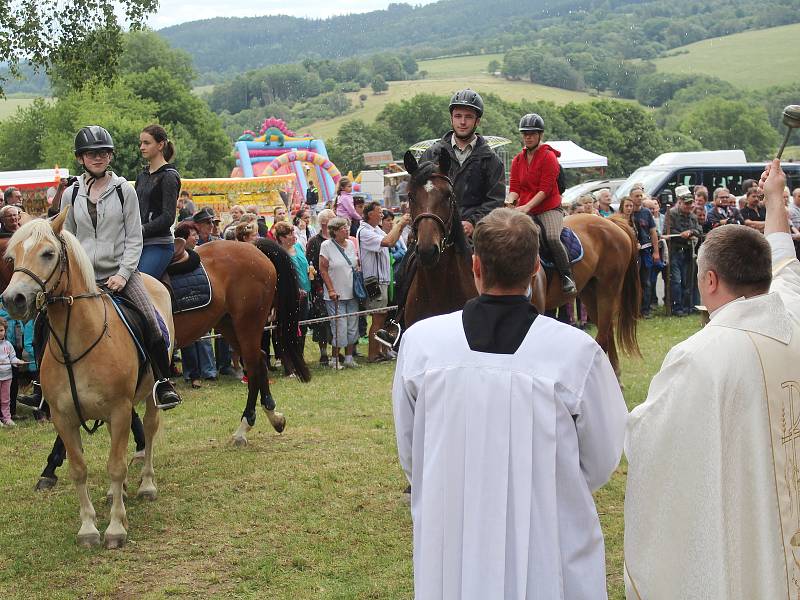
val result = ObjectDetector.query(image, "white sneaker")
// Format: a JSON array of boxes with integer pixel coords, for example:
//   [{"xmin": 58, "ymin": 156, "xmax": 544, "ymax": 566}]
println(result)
[
  {"xmin": 330, "ymin": 362, "xmax": 344, "ymax": 371},
  {"xmin": 4, "ymin": 419, "xmax": 15, "ymax": 427},
  {"xmin": 344, "ymin": 360, "xmax": 360, "ymax": 369}
]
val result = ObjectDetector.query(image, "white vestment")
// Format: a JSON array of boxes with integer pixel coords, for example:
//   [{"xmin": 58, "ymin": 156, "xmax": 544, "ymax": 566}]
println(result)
[
  {"xmin": 393, "ymin": 312, "xmax": 627, "ymax": 600},
  {"xmin": 625, "ymin": 232, "xmax": 800, "ymax": 599}
]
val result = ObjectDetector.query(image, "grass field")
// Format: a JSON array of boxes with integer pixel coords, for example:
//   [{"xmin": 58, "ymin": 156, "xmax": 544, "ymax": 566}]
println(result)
[
  {"xmin": 0, "ymin": 312, "xmax": 700, "ymax": 599},
  {"xmin": 0, "ymin": 97, "xmax": 36, "ymax": 121},
  {"xmin": 652, "ymin": 22, "xmax": 800, "ymax": 89}
]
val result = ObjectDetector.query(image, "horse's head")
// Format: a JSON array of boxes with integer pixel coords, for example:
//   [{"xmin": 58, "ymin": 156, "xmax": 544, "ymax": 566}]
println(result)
[
  {"xmin": 2, "ymin": 208, "xmax": 94, "ymax": 320},
  {"xmin": 404, "ymin": 150, "xmax": 464, "ymax": 268}
]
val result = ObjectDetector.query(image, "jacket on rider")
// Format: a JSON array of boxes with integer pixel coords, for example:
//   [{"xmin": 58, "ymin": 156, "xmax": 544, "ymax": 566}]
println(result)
[
  {"xmin": 509, "ymin": 144, "xmax": 562, "ymax": 215},
  {"xmin": 420, "ymin": 132, "xmax": 506, "ymax": 226},
  {"xmin": 61, "ymin": 173, "xmax": 142, "ymax": 282}
]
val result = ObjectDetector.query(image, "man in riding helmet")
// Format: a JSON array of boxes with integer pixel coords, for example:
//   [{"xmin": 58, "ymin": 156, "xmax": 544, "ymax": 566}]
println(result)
[
  {"xmin": 507, "ymin": 113, "xmax": 577, "ymax": 294},
  {"xmin": 60, "ymin": 126, "xmax": 181, "ymax": 410},
  {"xmin": 376, "ymin": 89, "xmax": 505, "ymax": 347}
]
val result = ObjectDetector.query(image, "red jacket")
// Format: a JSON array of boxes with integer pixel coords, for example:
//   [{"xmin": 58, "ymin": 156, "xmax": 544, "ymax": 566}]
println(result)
[{"xmin": 509, "ymin": 144, "xmax": 562, "ymax": 215}]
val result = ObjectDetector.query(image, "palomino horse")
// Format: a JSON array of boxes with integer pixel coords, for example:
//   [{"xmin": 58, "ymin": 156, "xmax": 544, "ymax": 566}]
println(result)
[
  {"xmin": 2, "ymin": 211, "xmax": 171, "ymax": 548},
  {"xmin": 403, "ymin": 151, "xmax": 640, "ymax": 377}
]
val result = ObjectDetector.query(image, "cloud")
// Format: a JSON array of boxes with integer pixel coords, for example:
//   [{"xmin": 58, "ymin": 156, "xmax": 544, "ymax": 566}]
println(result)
[{"xmin": 147, "ymin": 0, "xmax": 436, "ymax": 30}]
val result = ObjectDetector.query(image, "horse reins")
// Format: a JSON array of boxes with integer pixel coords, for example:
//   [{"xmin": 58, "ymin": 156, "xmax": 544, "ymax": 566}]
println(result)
[
  {"xmin": 12, "ymin": 234, "xmax": 107, "ymax": 434},
  {"xmin": 409, "ymin": 172, "xmax": 458, "ymax": 254}
]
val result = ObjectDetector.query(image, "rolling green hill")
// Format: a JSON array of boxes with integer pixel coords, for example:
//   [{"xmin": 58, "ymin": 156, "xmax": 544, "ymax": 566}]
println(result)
[
  {"xmin": 306, "ymin": 55, "xmax": 620, "ymax": 139},
  {"xmin": 653, "ymin": 22, "xmax": 800, "ymax": 89},
  {"xmin": 0, "ymin": 97, "xmax": 36, "ymax": 121}
]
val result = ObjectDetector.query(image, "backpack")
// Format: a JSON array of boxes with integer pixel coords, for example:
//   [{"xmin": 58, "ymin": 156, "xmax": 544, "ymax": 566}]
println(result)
[
  {"xmin": 71, "ymin": 182, "xmax": 125, "ymax": 207},
  {"xmin": 550, "ymin": 148, "xmax": 566, "ymax": 195}
]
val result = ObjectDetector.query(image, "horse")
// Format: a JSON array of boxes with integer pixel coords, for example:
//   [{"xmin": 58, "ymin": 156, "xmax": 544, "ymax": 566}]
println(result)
[
  {"xmin": 2, "ymin": 211, "xmax": 172, "ymax": 548},
  {"xmin": 402, "ymin": 151, "xmax": 640, "ymax": 378}
]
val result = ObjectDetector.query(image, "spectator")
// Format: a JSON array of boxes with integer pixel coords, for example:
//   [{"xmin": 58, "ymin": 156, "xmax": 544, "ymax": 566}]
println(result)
[
  {"xmin": 397, "ymin": 178, "xmax": 409, "ymax": 203},
  {"xmin": 0, "ymin": 316, "xmax": 24, "ymax": 427},
  {"xmin": 319, "ymin": 217, "xmax": 360, "ymax": 369},
  {"xmin": 645, "ymin": 199, "xmax": 667, "ymax": 310},
  {"xmin": 293, "ymin": 208, "xmax": 315, "ymax": 250},
  {"xmin": 175, "ymin": 221, "xmax": 217, "ymax": 386},
  {"xmin": 693, "ymin": 185, "xmax": 711, "ymax": 213},
  {"xmin": 177, "ymin": 190, "xmax": 195, "ymax": 221},
  {"xmin": 595, "ymin": 188, "xmax": 615, "ymax": 217},
  {"xmin": 246, "ymin": 205, "xmax": 268, "ymax": 237},
  {"xmin": 192, "ymin": 208, "xmax": 219, "ymax": 244},
  {"xmin": 333, "ymin": 177, "xmax": 361, "ymax": 235},
  {"xmin": 791, "ymin": 187, "xmax": 800, "ymax": 230},
  {"xmin": 305, "ymin": 181, "xmax": 320, "ymax": 216},
  {"xmin": 3, "ymin": 187, "xmax": 22, "ymax": 207},
  {"xmin": 398, "ymin": 201, "xmax": 412, "ymax": 245},
  {"xmin": 666, "ymin": 187, "xmax": 702, "ymax": 316},
  {"xmin": 274, "ymin": 221, "xmax": 311, "ymax": 370},
  {"xmin": 706, "ymin": 187, "xmax": 735, "ymax": 229},
  {"xmin": 307, "ymin": 209, "xmax": 335, "ymax": 365},
  {"xmin": 357, "ymin": 202, "xmax": 410, "ymax": 361},
  {"xmin": 222, "ymin": 205, "xmax": 245, "ymax": 239},
  {"xmin": 383, "ymin": 181, "xmax": 395, "ymax": 205},
  {"xmin": 0, "ymin": 205, "xmax": 21, "ymax": 235},
  {"xmin": 234, "ymin": 221, "xmax": 259, "ymax": 243},
  {"xmin": 741, "ymin": 187, "xmax": 767, "ymax": 232},
  {"xmin": 631, "ymin": 185, "xmax": 660, "ymax": 318},
  {"xmin": 267, "ymin": 205, "xmax": 287, "ymax": 239}
]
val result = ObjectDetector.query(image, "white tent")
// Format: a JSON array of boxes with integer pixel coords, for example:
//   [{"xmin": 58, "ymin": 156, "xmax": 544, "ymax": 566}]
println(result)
[
  {"xmin": 0, "ymin": 168, "xmax": 70, "ymax": 188},
  {"xmin": 547, "ymin": 141, "xmax": 607, "ymax": 169}
]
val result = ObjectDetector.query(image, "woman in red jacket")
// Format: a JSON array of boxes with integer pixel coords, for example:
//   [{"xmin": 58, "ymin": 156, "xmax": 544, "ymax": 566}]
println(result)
[{"xmin": 506, "ymin": 113, "xmax": 576, "ymax": 294}]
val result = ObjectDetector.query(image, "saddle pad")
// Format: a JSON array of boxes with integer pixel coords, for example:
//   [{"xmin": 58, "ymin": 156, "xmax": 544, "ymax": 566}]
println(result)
[
  {"xmin": 539, "ymin": 227, "xmax": 584, "ymax": 269},
  {"xmin": 171, "ymin": 263, "xmax": 212, "ymax": 313},
  {"xmin": 109, "ymin": 296, "xmax": 148, "ymax": 363}
]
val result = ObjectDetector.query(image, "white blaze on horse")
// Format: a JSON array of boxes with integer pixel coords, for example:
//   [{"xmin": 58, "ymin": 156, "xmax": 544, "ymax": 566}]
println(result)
[{"xmin": 2, "ymin": 210, "xmax": 171, "ymax": 549}]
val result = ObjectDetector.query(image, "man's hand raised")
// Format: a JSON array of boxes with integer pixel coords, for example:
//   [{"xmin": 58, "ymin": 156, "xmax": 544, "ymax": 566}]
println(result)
[{"xmin": 759, "ymin": 159, "xmax": 790, "ymax": 236}]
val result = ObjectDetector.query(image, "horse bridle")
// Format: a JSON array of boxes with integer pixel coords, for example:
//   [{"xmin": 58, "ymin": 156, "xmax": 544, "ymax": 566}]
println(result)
[
  {"xmin": 409, "ymin": 172, "xmax": 458, "ymax": 253},
  {"xmin": 12, "ymin": 233, "xmax": 107, "ymax": 434}
]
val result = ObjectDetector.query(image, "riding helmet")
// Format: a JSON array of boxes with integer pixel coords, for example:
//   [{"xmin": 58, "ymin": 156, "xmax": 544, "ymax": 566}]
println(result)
[
  {"xmin": 449, "ymin": 89, "xmax": 484, "ymax": 118},
  {"xmin": 519, "ymin": 113, "xmax": 545, "ymax": 132},
  {"xmin": 74, "ymin": 126, "xmax": 114, "ymax": 156}
]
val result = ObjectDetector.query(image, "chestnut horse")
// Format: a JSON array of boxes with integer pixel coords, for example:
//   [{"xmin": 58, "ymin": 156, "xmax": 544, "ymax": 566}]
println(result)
[{"xmin": 403, "ymin": 151, "xmax": 640, "ymax": 377}]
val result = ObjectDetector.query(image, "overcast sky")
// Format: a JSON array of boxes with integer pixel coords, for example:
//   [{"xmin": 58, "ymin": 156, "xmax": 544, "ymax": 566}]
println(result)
[{"xmin": 148, "ymin": 0, "xmax": 439, "ymax": 29}]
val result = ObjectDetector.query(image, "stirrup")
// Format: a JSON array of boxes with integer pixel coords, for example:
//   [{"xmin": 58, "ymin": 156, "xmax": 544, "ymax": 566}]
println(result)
[
  {"xmin": 561, "ymin": 275, "xmax": 578, "ymax": 295},
  {"xmin": 18, "ymin": 381, "xmax": 45, "ymax": 411},
  {"xmin": 152, "ymin": 379, "xmax": 181, "ymax": 410},
  {"xmin": 374, "ymin": 321, "xmax": 402, "ymax": 349}
]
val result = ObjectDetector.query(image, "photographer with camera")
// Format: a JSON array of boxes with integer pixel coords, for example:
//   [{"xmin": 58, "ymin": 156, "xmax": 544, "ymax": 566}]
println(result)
[{"xmin": 358, "ymin": 201, "xmax": 410, "ymax": 362}]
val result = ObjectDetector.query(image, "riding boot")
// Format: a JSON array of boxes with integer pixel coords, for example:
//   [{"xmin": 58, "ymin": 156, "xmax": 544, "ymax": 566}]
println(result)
[
  {"xmin": 149, "ymin": 337, "xmax": 182, "ymax": 410},
  {"xmin": 17, "ymin": 380, "xmax": 43, "ymax": 410}
]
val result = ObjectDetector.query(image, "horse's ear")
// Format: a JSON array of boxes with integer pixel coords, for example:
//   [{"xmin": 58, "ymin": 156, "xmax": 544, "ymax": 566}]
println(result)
[
  {"xmin": 438, "ymin": 150, "xmax": 451, "ymax": 176},
  {"xmin": 51, "ymin": 205, "xmax": 69, "ymax": 234},
  {"xmin": 404, "ymin": 150, "xmax": 418, "ymax": 175}
]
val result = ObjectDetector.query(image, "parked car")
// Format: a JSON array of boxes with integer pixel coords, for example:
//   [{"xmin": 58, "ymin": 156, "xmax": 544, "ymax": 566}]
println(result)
[
  {"xmin": 561, "ymin": 178, "xmax": 625, "ymax": 207},
  {"xmin": 613, "ymin": 150, "xmax": 800, "ymax": 204}
]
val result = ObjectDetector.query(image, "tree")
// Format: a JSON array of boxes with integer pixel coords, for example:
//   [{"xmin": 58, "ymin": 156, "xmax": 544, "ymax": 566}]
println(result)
[
  {"xmin": 487, "ymin": 60, "xmax": 501, "ymax": 74},
  {"xmin": 0, "ymin": 0, "xmax": 158, "ymax": 95},
  {"xmin": 678, "ymin": 98, "xmax": 779, "ymax": 160},
  {"xmin": 327, "ymin": 120, "xmax": 402, "ymax": 175},
  {"xmin": 371, "ymin": 75, "xmax": 389, "ymax": 95}
]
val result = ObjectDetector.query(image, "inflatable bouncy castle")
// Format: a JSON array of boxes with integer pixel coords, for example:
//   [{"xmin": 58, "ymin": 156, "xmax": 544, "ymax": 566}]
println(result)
[{"xmin": 232, "ymin": 118, "xmax": 341, "ymax": 206}]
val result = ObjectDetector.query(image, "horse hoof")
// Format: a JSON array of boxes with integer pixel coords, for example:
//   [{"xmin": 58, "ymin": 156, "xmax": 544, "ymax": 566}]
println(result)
[
  {"xmin": 104, "ymin": 533, "xmax": 127, "ymax": 549},
  {"xmin": 137, "ymin": 489, "xmax": 157, "ymax": 502},
  {"xmin": 35, "ymin": 476, "xmax": 58, "ymax": 492},
  {"xmin": 232, "ymin": 435, "xmax": 248, "ymax": 447},
  {"xmin": 77, "ymin": 532, "xmax": 101, "ymax": 548},
  {"xmin": 265, "ymin": 409, "xmax": 286, "ymax": 433}
]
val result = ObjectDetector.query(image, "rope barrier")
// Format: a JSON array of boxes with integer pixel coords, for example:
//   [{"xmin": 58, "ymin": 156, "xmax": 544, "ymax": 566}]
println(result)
[{"xmin": 196, "ymin": 305, "xmax": 398, "ymax": 341}]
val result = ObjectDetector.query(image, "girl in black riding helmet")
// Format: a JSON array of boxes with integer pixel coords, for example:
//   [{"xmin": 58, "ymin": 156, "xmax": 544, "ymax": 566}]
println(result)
[
  {"xmin": 61, "ymin": 125, "xmax": 181, "ymax": 410},
  {"xmin": 135, "ymin": 124, "xmax": 180, "ymax": 280}
]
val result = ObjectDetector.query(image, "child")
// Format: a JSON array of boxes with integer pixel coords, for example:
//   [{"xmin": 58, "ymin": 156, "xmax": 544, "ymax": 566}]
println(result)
[{"xmin": 0, "ymin": 317, "xmax": 24, "ymax": 427}]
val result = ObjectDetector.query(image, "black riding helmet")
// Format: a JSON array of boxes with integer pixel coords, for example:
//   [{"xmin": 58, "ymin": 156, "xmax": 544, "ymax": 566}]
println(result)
[
  {"xmin": 449, "ymin": 89, "xmax": 484, "ymax": 118},
  {"xmin": 74, "ymin": 126, "xmax": 114, "ymax": 156},
  {"xmin": 519, "ymin": 113, "xmax": 545, "ymax": 132}
]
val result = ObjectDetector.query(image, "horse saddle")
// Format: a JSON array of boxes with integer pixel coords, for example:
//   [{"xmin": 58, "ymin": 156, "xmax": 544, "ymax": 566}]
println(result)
[
  {"xmin": 107, "ymin": 295, "xmax": 151, "ymax": 367},
  {"xmin": 539, "ymin": 227, "xmax": 584, "ymax": 269},
  {"xmin": 163, "ymin": 247, "xmax": 212, "ymax": 314}
]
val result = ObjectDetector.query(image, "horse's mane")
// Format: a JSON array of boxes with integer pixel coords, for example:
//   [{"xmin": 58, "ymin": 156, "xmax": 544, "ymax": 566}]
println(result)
[
  {"xmin": 7, "ymin": 219, "xmax": 97, "ymax": 293},
  {"xmin": 411, "ymin": 160, "xmax": 471, "ymax": 256}
]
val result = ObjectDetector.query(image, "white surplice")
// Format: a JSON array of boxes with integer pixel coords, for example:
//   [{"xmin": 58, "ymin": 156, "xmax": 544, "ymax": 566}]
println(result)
[
  {"xmin": 393, "ymin": 312, "xmax": 627, "ymax": 600},
  {"xmin": 624, "ymin": 232, "xmax": 800, "ymax": 599}
]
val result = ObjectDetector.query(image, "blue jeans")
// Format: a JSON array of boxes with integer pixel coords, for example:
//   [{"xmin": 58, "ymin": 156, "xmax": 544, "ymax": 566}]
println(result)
[
  {"xmin": 670, "ymin": 248, "xmax": 692, "ymax": 314},
  {"xmin": 639, "ymin": 250, "xmax": 653, "ymax": 314},
  {"xmin": 181, "ymin": 338, "xmax": 217, "ymax": 380},
  {"xmin": 215, "ymin": 337, "xmax": 232, "ymax": 371},
  {"xmin": 138, "ymin": 243, "xmax": 175, "ymax": 279}
]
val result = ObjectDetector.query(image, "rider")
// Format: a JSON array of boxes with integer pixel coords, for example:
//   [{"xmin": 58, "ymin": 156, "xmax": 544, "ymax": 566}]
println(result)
[
  {"xmin": 506, "ymin": 113, "xmax": 576, "ymax": 294},
  {"xmin": 375, "ymin": 89, "xmax": 505, "ymax": 346},
  {"xmin": 62, "ymin": 126, "xmax": 181, "ymax": 410},
  {"xmin": 135, "ymin": 124, "xmax": 179, "ymax": 279}
]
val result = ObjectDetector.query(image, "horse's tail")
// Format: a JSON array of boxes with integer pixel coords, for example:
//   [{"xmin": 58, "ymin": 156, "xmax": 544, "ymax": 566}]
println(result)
[
  {"xmin": 253, "ymin": 238, "xmax": 312, "ymax": 383},
  {"xmin": 608, "ymin": 215, "xmax": 641, "ymax": 357}
]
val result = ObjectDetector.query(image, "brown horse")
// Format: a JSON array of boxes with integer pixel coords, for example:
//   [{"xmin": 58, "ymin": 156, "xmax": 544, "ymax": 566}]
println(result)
[
  {"xmin": 403, "ymin": 151, "xmax": 639, "ymax": 377},
  {"xmin": 2, "ymin": 212, "xmax": 173, "ymax": 548}
]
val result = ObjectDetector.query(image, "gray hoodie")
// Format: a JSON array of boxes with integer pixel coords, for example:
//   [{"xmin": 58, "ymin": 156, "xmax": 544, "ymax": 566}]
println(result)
[{"xmin": 61, "ymin": 172, "xmax": 143, "ymax": 282}]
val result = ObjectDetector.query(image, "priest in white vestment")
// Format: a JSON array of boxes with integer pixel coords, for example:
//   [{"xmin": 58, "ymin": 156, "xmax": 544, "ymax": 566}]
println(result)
[
  {"xmin": 393, "ymin": 208, "xmax": 627, "ymax": 600},
  {"xmin": 625, "ymin": 159, "xmax": 800, "ymax": 599}
]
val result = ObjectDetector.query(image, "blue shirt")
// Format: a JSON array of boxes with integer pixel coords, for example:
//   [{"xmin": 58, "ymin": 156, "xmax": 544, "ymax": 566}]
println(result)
[{"xmin": 289, "ymin": 242, "xmax": 311, "ymax": 293}]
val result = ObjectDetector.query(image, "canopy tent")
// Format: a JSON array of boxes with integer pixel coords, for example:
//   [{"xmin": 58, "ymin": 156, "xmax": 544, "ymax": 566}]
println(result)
[
  {"xmin": 0, "ymin": 168, "xmax": 69, "ymax": 190},
  {"xmin": 547, "ymin": 141, "xmax": 607, "ymax": 169}
]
